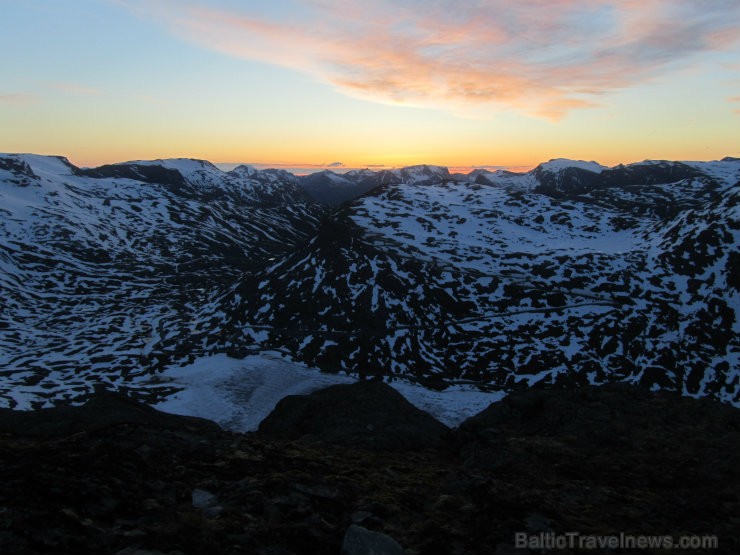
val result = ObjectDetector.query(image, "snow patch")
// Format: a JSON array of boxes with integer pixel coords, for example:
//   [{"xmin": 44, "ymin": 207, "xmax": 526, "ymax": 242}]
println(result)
[{"xmin": 153, "ymin": 353, "xmax": 506, "ymax": 431}]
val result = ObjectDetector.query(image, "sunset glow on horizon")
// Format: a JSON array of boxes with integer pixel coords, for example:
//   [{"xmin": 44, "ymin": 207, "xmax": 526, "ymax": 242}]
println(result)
[{"xmin": 1, "ymin": 0, "xmax": 739, "ymax": 171}]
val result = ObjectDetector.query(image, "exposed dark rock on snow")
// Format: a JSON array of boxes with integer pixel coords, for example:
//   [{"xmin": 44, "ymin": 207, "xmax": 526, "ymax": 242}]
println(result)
[
  {"xmin": 258, "ymin": 380, "xmax": 449, "ymax": 450},
  {"xmin": 1, "ymin": 153, "xmax": 739, "ymax": 409},
  {"xmin": 78, "ymin": 162, "xmax": 188, "ymax": 187},
  {"xmin": 296, "ymin": 164, "xmax": 451, "ymax": 205},
  {"xmin": 298, "ymin": 170, "xmax": 382, "ymax": 205}
]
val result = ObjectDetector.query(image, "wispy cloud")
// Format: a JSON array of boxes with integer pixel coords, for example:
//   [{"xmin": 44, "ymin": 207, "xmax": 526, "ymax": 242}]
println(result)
[
  {"xmin": 52, "ymin": 82, "xmax": 103, "ymax": 96},
  {"xmin": 0, "ymin": 93, "xmax": 38, "ymax": 105},
  {"xmin": 119, "ymin": 0, "xmax": 740, "ymax": 119},
  {"xmin": 729, "ymin": 96, "xmax": 740, "ymax": 115}
]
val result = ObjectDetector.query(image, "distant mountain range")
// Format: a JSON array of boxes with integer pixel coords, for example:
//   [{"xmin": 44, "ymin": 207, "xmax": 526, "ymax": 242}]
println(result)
[{"xmin": 1, "ymin": 153, "xmax": 738, "ymax": 409}]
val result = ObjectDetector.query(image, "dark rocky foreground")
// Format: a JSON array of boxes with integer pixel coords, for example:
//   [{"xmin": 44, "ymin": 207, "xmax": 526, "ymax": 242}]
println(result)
[{"xmin": 0, "ymin": 382, "xmax": 738, "ymax": 555}]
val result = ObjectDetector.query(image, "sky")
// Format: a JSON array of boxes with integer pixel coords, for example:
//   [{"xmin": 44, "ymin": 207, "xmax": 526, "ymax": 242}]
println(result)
[{"xmin": 1, "ymin": 0, "xmax": 739, "ymax": 172}]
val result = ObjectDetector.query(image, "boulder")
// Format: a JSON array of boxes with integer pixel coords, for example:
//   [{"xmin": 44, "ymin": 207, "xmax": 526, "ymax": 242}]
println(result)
[
  {"xmin": 0, "ymin": 390, "xmax": 221, "ymax": 437},
  {"xmin": 454, "ymin": 383, "xmax": 740, "ymax": 474},
  {"xmin": 258, "ymin": 380, "xmax": 448, "ymax": 450},
  {"xmin": 341, "ymin": 525, "xmax": 404, "ymax": 555}
]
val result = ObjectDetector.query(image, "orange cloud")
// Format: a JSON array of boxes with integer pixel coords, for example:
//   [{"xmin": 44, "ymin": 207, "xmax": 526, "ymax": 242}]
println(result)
[{"xmin": 119, "ymin": 0, "xmax": 740, "ymax": 119}]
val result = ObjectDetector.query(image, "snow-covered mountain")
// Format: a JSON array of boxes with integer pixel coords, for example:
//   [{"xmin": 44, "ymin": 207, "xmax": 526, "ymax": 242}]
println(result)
[
  {"xmin": 0, "ymin": 154, "xmax": 323, "ymax": 407},
  {"xmin": 1, "ymin": 154, "xmax": 738, "ymax": 410},
  {"xmin": 296, "ymin": 164, "xmax": 451, "ymax": 205}
]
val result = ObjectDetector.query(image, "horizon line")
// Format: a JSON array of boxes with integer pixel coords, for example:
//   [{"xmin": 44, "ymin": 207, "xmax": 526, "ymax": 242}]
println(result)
[
  {"xmin": 213, "ymin": 162, "xmax": 538, "ymax": 175},
  {"xmin": 5, "ymin": 151, "xmax": 739, "ymax": 176}
]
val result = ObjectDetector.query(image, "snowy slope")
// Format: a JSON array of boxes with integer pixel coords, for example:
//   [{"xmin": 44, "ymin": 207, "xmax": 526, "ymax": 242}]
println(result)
[
  {"xmin": 1, "ymin": 153, "xmax": 738, "ymax": 413},
  {"xmin": 210, "ymin": 157, "xmax": 740, "ymax": 404},
  {"xmin": 0, "ymin": 154, "xmax": 323, "ymax": 408}
]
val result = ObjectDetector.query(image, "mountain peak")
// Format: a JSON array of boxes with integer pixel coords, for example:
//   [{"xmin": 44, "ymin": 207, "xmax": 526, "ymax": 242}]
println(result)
[
  {"xmin": 536, "ymin": 158, "xmax": 607, "ymax": 174},
  {"xmin": 118, "ymin": 158, "xmax": 223, "ymax": 175},
  {"xmin": 390, "ymin": 164, "xmax": 451, "ymax": 185},
  {"xmin": 229, "ymin": 164, "xmax": 259, "ymax": 177},
  {"xmin": 2, "ymin": 153, "xmax": 80, "ymax": 177}
]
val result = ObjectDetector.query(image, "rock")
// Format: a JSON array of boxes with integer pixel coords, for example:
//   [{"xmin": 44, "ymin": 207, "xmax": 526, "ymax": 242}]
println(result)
[
  {"xmin": 341, "ymin": 525, "xmax": 404, "ymax": 555},
  {"xmin": 453, "ymin": 383, "xmax": 740, "ymax": 469},
  {"xmin": 293, "ymin": 482, "xmax": 340, "ymax": 499},
  {"xmin": 350, "ymin": 511, "xmax": 373, "ymax": 524},
  {"xmin": 258, "ymin": 380, "xmax": 449, "ymax": 450},
  {"xmin": 1, "ymin": 383, "xmax": 738, "ymax": 555},
  {"xmin": 525, "ymin": 513, "xmax": 553, "ymax": 534},
  {"xmin": 191, "ymin": 489, "xmax": 218, "ymax": 509},
  {"xmin": 0, "ymin": 390, "xmax": 221, "ymax": 438}
]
